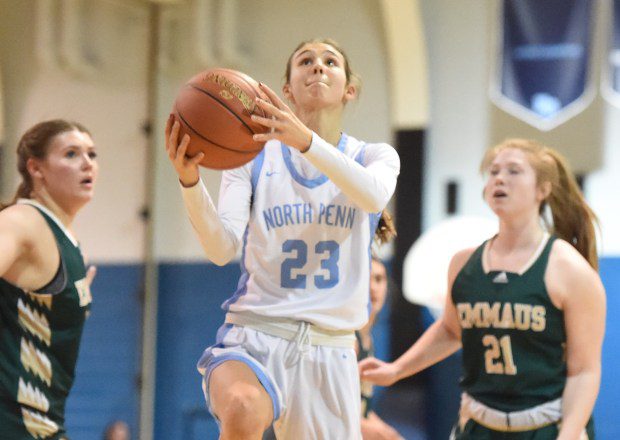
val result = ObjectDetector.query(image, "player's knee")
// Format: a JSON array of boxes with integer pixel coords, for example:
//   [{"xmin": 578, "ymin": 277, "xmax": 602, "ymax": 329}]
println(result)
[{"xmin": 219, "ymin": 388, "xmax": 270, "ymax": 434}]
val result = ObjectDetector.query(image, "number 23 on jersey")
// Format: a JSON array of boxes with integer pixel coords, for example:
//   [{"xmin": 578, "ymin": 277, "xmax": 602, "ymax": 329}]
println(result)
[{"xmin": 280, "ymin": 239, "xmax": 340, "ymax": 289}]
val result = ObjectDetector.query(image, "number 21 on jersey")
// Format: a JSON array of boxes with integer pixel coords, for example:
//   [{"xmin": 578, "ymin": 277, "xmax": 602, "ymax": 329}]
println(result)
[
  {"xmin": 281, "ymin": 239, "xmax": 340, "ymax": 289},
  {"xmin": 483, "ymin": 334, "xmax": 517, "ymax": 375}
]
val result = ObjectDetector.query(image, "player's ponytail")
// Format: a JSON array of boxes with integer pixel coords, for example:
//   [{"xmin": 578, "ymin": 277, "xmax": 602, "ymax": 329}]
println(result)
[
  {"xmin": 544, "ymin": 148, "xmax": 599, "ymax": 270},
  {"xmin": 375, "ymin": 209, "xmax": 397, "ymax": 245}
]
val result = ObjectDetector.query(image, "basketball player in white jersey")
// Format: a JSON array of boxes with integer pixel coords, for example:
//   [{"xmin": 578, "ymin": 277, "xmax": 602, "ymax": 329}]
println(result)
[{"xmin": 166, "ymin": 38, "xmax": 400, "ymax": 439}]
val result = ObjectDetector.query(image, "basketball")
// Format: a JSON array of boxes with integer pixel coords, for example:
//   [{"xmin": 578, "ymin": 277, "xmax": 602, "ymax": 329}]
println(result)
[{"xmin": 172, "ymin": 68, "xmax": 271, "ymax": 170}]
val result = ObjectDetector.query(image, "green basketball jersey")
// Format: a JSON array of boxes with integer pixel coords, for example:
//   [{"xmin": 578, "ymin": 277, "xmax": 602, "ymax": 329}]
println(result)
[
  {"xmin": 451, "ymin": 235, "xmax": 566, "ymax": 412},
  {"xmin": 0, "ymin": 201, "xmax": 92, "ymax": 439}
]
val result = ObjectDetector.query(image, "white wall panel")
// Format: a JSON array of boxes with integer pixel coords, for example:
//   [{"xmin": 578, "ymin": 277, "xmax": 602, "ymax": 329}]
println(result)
[{"xmin": 0, "ymin": 0, "xmax": 149, "ymax": 263}]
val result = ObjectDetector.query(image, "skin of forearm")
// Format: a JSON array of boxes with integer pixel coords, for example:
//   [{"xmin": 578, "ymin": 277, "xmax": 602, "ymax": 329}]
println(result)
[
  {"xmin": 557, "ymin": 369, "xmax": 600, "ymax": 440},
  {"xmin": 394, "ymin": 319, "xmax": 461, "ymax": 381}
]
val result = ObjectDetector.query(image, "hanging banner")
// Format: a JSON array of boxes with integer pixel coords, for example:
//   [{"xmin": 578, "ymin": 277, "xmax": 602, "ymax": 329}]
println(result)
[
  {"xmin": 603, "ymin": 0, "xmax": 620, "ymax": 106},
  {"xmin": 490, "ymin": 0, "xmax": 594, "ymax": 131}
]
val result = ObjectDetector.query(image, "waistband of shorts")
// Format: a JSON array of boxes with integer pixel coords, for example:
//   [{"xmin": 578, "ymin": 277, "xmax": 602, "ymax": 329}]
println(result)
[
  {"xmin": 224, "ymin": 312, "xmax": 356, "ymax": 348},
  {"xmin": 460, "ymin": 392, "xmax": 562, "ymax": 432}
]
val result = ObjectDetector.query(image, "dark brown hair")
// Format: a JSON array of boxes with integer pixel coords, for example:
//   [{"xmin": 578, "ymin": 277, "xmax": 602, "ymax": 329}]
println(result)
[
  {"xmin": 1, "ymin": 119, "xmax": 91, "ymax": 209},
  {"xmin": 481, "ymin": 138, "xmax": 599, "ymax": 269},
  {"xmin": 375, "ymin": 209, "xmax": 397, "ymax": 245}
]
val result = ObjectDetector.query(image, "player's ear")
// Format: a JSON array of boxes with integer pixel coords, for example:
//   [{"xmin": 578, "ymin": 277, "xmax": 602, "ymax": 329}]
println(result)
[
  {"xmin": 343, "ymin": 83, "xmax": 357, "ymax": 103},
  {"xmin": 26, "ymin": 157, "xmax": 44, "ymax": 181},
  {"xmin": 537, "ymin": 180, "xmax": 552, "ymax": 202},
  {"xmin": 283, "ymin": 83, "xmax": 295, "ymax": 104}
]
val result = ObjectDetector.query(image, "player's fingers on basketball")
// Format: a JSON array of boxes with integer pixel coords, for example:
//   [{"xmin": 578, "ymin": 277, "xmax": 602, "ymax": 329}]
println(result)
[
  {"xmin": 258, "ymin": 82, "xmax": 285, "ymax": 108},
  {"xmin": 164, "ymin": 120, "xmax": 174, "ymax": 154},
  {"xmin": 252, "ymin": 132, "xmax": 276, "ymax": 143},
  {"xmin": 258, "ymin": 83, "xmax": 295, "ymax": 116},
  {"xmin": 165, "ymin": 114, "xmax": 174, "ymax": 138},
  {"xmin": 176, "ymin": 134, "xmax": 191, "ymax": 161},
  {"xmin": 188, "ymin": 152, "xmax": 204, "ymax": 167},
  {"xmin": 167, "ymin": 121, "xmax": 181, "ymax": 156},
  {"xmin": 250, "ymin": 113, "xmax": 270, "ymax": 126},
  {"xmin": 251, "ymin": 114, "xmax": 280, "ymax": 130},
  {"xmin": 255, "ymin": 97, "xmax": 287, "ymax": 120}
]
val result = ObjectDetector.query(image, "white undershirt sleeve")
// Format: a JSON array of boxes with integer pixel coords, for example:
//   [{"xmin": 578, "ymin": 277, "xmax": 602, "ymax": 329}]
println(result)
[
  {"xmin": 302, "ymin": 133, "xmax": 400, "ymax": 213},
  {"xmin": 180, "ymin": 164, "xmax": 252, "ymax": 265}
]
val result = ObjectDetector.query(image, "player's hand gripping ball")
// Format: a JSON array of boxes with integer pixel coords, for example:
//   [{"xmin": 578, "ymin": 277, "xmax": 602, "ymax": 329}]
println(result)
[{"xmin": 172, "ymin": 68, "xmax": 272, "ymax": 169}]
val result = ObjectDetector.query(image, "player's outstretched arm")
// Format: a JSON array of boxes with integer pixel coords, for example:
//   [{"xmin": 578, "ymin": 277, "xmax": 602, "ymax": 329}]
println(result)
[{"xmin": 359, "ymin": 248, "xmax": 472, "ymax": 385}]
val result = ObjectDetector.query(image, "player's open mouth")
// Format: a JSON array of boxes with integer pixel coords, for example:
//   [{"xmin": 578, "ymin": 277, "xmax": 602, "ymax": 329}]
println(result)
[{"xmin": 493, "ymin": 189, "xmax": 507, "ymax": 198}]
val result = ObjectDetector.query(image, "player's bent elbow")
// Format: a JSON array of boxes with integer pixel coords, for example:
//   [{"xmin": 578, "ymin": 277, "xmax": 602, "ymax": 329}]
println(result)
[
  {"xmin": 440, "ymin": 319, "xmax": 461, "ymax": 342},
  {"xmin": 208, "ymin": 254, "xmax": 234, "ymax": 266},
  {"xmin": 566, "ymin": 360, "xmax": 602, "ymax": 378},
  {"xmin": 358, "ymin": 195, "xmax": 390, "ymax": 214},
  {"xmin": 203, "ymin": 247, "xmax": 236, "ymax": 266}
]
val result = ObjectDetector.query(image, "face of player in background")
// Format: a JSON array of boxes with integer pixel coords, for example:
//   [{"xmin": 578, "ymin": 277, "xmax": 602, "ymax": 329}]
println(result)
[
  {"xmin": 31, "ymin": 129, "xmax": 98, "ymax": 212},
  {"xmin": 483, "ymin": 148, "xmax": 548, "ymax": 220},
  {"xmin": 369, "ymin": 259, "xmax": 388, "ymax": 321},
  {"xmin": 283, "ymin": 42, "xmax": 356, "ymax": 111},
  {"xmin": 105, "ymin": 421, "xmax": 130, "ymax": 440}
]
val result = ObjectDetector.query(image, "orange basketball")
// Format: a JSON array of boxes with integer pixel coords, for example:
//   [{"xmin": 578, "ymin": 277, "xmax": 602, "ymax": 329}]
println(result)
[{"xmin": 172, "ymin": 68, "xmax": 270, "ymax": 170}]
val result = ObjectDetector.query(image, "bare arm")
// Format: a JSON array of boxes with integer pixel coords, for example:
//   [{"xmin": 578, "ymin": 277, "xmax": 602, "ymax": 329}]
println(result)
[
  {"xmin": 547, "ymin": 241, "xmax": 606, "ymax": 440},
  {"xmin": 359, "ymin": 248, "xmax": 473, "ymax": 385},
  {"xmin": 0, "ymin": 208, "xmax": 28, "ymax": 277},
  {"xmin": 0, "ymin": 204, "xmax": 61, "ymax": 291}
]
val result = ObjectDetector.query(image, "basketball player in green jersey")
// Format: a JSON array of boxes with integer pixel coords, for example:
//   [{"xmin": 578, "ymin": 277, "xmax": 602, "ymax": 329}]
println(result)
[
  {"xmin": 0, "ymin": 120, "xmax": 98, "ymax": 439},
  {"xmin": 360, "ymin": 139, "xmax": 605, "ymax": 439}
]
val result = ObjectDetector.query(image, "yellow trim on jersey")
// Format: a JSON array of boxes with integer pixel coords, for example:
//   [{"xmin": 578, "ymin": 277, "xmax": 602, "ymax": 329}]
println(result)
[
  {"xmin": 21, "ymin": 406, "xmax": 59, "ymax": 438},
  {"xmin": 20, "ymin": 338, "xmax": 52, "ymax": 386},
  {"xmin": 17, "ymin": 378, "xmax": 50, "ymax": 413},
  {"xmin": 17, "ymin": 298, "xmax": 51, "ymax": 346}
]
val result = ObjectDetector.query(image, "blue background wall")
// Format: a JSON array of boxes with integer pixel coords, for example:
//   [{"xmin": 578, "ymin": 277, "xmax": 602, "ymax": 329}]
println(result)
[{"xmin": 153, "ymin": 263, "xmax": 241, "ymax": 439}]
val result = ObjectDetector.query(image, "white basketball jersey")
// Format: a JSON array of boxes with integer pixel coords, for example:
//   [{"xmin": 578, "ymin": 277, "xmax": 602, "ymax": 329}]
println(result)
[{"xmin": 223, "ymin": 134, "xmax": 384, "ymax": 331}]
